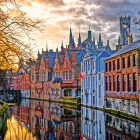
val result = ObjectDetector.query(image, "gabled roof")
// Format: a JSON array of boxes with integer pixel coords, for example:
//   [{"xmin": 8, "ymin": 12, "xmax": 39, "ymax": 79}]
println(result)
[
  {"xmin": 67, "ymin": 49, "xmax": 72, "ymax": 61},
  {"xmin": 107, "ymin": 40, "xmax": 140, "ymax": 59},
  {"xmin": 76, "ymin": 50, "xmax": 85, "ymax": 64},
  {"xmin": 48, "ymin": 52, "xmax": 56, "ymax": 68}
]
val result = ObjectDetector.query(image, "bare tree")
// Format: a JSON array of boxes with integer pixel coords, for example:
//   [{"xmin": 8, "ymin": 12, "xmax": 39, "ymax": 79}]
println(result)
[
  {"xmin": 133, "ymin": 10, "xmax": 140, "ymax": 38},
  {"xmin": 0, "ymin": 0, "xmax": 45, "ymax": 70}
]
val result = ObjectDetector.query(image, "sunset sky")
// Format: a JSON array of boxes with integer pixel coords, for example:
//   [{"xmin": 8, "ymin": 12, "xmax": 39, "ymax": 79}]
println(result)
[{"xmin": 15, "ymin": 0, "xmax": 140, "ymax": 54}]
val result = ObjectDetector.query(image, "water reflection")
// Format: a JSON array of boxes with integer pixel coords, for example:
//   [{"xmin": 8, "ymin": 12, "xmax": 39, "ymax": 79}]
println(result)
[
  {"xmin": 2, "ymin": 98, "xmax": 140, "ymax": 140},
  {"xmin": 5, "ymin": 99, "xmax": 81, "ymax": 140}
]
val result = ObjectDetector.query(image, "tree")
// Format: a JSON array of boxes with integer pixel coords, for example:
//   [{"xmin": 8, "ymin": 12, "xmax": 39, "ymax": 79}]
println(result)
[
  {"xmin": 0, "ymin": 0, "xmax": 45, "ymax": 89},
  {"xmin": 0, "ymin": 0, "xmax": 45, "ymax": 70},
  {"xmin": 133, "ymin": 10, "xmax": 140, "ymax": 38}
]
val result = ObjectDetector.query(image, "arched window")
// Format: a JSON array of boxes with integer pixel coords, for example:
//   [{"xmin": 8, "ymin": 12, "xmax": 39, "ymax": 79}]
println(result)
[{"xmin": 117, "ymin": 76, "xmax": 120, "ymax": 92}]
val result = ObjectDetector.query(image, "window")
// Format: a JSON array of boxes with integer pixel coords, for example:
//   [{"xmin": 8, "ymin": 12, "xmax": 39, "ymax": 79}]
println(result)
[
  {"xmin": 106, "ymin": 77, "xmax": 108, "ymax": 91},
  {"xmin": 127, "ymin": 56, "xmax": 131, "ymax": 68},
  {"xmin": 99, "ymin": 120, "xmax": 101, "ymax": 133},
  {"xmin": 63, "ymin": 71, "xmax": 65, "ymax": 80},
  {"xmin": 133, "ymin": 73, "xmax": 137, "ymax": 92},
  {"xmin": 52, "ymin": 89, "xmax": 54, "ymax": 94},
  {"xmin": 66, "ymin": 71, "xmax": 68, "ymax": 80},
  {"xmin": 56, "ymin": 89, "xmax": 58, "ymax": 94},
  {"xmin": 128, "ymin": 74, "xmax": 131, "ymax": 92},
  {"xmin": 93, "ymin": 62, "xmax": 95, "ymax": 69},
  {"xmin": 69, "ymin": 70, "xmax": 72, "ymax": 80},
  {"xmin": 65, "ymin": 62, "xmax": 68, "ymax": 68},
  {"xmin": 99, "ymin": 85, "xmax": 101, "ymax": 98},
  {"xmin": 133, "ymin": 54, "xmax": 136, "ymax": 67},
  {"xmin": 109, "ymin": 62, "xmax": 111, "ymax": 72},
  {"xmin": 113, "ymin": 76, "xmax": 115, "ymax": 91},
  {"xmin": 88, "ymin": 77, "xmax": 90, "ymax": 89},
  {"xmin": 98, "ymin": 74, "xmax": 101, "ymax": 80},
  {"xmin": 123, "ymin": 75, "xmax": 125, "ymax": 91},
  {"xmin": 93, "ymin": 96, "xmax": 95, "ymax": 105},
  {"xmin": 86, "ymin": 108, "xmax": 88, "ymax": 118},
  {"xmin": 122, "ymin": 57, "xmax": 125, "ymax": 69},
  {"xmin": 113, "ymin": 61, "xmax": 115, "ymax": 71},
  {"xmin": 84, "ymin": 62, "xmax": 85, "ymax": 71},
  {"xmin": 82, "ymin": 95, "xmax": 83, "ymax": 102},
  {"xmin": 46, "ymin": 92, "xmax": 47, "ymax": 95},
  {"xmin": 112, "ymin": 101, "xmax": 115, "ymax": 108},
  {"xmin": 32, "ymin": 71, "xmax": 34, "ymax": 80},
  {"xmin": 127, "ymin": 103, "xmax": 130, "ymax": 111},
  {"xmin": 119, "ymin": 102, "xmax": 122, "ymax": 110},
  {"xmin": 89, "ymin": 60, "xmax": 90, "ymax": 70},
  {"xmin": 109, "ymin": 76, "xmax": 111, "ymax": 91},
  {"xmin": 66, "ymin": 55, "xmax": 67, "ymax": 59},
  {"xmin": 86, "ymin": 94, "xmax": 88, "ymax": 104},
  {"xmin": 117, "ymin": 76, "xmax": 120, "ymax": 92},
  {"xmin": 44, "ymin": 92, "xmax": 45, "ymax": 95},
  {"xmin": 117, "ymin": 59, "xmax": 120, "ymax": 70},
  {"xmin": 105, "ymin": 63, "xmax": 108, "ymax": 72},
  {"xmin": 46, "ymin": 106, "xmax": 47, "ymax": 109},
  {"xmin": 48, "ymin": 72, "xmax": 52, "ymax": 81}
]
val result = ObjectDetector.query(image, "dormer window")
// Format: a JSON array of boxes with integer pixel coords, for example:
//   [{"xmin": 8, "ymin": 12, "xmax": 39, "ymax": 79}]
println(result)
[
  {"xmin": 65, "ymin": 62, "xmax": 68, "ymax": 68},
  {"xmin": 55, "ymin": 64, "xmax": 57, "ymax": 69}
]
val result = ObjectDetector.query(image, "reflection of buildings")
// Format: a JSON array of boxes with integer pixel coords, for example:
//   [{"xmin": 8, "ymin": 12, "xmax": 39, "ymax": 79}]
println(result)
[
  {"xmin": 105, "ymin": 113, "xmax": 140, "ymax": 140},
  {"xmin": 10, "ymin": 99, "xmax": 81, "ymax": 140},
  {"xmin": 81, "ymin": 107, "xmax": 105, "ymax": 140}
]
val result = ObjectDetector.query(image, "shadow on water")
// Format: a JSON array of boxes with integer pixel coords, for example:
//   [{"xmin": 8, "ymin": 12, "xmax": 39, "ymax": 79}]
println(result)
[{"xmin": 1, "ymin": 97, "xmax": 140, "ymax": 140}]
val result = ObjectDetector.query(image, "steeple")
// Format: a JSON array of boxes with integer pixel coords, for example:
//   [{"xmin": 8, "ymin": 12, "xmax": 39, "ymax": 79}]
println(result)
[
  {"xmin": 38, "ymin": 49, "xmax": 40, "ymax": 55},
  {"xmin": 78, "ymin": 27, "xmax": 81, "ymax": 45},
  {"xmin": 99, "ymin": 33, "xmax": 101, "ymax": 43},
  {"xmin": 61, "ymin": 40, "xmax": 64, "ymax": 49},
  {"xmin": 88, "ymin": 25, "xmax": 91, "ymax": 41},
  {"xmin": 69, "ymin": 22, "xmax": 73, "ymax": 47},
  {"xmin": 93, "ymin": 35, "xmax": 95, "ymax": 46},
  {"xmin": 61, "ymin": 40, "xmax": 64, "ymax": 53},
  {"xmin": 97, "ymin": 33, "xmax": 103, "ymax": 48},
  {"xmin": 46, "ymin": 44, "xmax": 48, "ymax": 52}
]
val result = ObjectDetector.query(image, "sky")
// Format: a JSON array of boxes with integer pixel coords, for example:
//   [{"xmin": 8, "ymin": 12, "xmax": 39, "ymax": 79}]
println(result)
[{"xmin": 15, "ymin": 0, "xmax": 140, "ymax": 54}]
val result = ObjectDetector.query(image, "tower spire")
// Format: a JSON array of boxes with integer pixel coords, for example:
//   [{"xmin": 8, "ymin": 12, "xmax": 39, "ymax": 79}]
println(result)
[
  {"xmin": 78, "ymin": 26, "xmax": 81, "ymax": 45},
  {"xmin": 46, "ymin": 44, "xmax": 48, "ymax": 52},
  {"xmin": 69, "ymin": 22, "xmax": 73, "ymax": 47}
]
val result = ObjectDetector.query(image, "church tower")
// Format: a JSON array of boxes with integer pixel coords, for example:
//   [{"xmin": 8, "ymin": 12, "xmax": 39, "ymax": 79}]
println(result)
[
  {"xmin": 118, "ymin": 15, "xmax": 132, "ymax": 46},
  {"xmin": 117, "ymin": 15, "xmax": 133, "ymax": 50}
]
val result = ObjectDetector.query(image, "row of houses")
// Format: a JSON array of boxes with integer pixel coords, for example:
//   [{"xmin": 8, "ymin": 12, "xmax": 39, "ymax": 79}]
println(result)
[{"xmin": 11, "ymin": 15, "xmax": 140, "ymax": 118}]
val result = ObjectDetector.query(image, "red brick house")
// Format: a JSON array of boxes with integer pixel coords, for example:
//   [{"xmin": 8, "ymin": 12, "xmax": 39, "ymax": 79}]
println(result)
[{"xmin": 104, "ymin": 40, "xmax": 140, "ymax": 117}]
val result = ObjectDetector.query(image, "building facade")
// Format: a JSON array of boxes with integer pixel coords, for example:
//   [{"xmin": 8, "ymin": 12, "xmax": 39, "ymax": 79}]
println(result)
[
  {"xmin": 104, "ymin": 40, "xmax": 140, "ymax": 117},
  {"xmin": 81, "ymin": 48, "xmax": 117, "ymax": 108}
]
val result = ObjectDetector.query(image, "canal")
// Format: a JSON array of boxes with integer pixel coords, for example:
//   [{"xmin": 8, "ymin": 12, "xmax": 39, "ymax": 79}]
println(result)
[{"xmin": 1, "ymin": 98, "xmax": 140, "ymax": 140}]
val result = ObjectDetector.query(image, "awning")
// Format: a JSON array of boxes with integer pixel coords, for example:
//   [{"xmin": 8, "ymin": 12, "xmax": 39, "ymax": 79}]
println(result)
[{"xmin": 54, "ymin": 121, "xmax": 62, "ymax": 125}]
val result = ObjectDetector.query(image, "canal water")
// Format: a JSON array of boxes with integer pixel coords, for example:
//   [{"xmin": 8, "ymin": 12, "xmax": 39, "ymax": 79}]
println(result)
[{"xmin": 1, "ymin": 98, "xmax": 140, "ymax": 140}]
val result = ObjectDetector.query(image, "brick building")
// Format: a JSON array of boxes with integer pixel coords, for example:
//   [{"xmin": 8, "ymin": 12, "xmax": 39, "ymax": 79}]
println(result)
[{"xmin": 104, "ymin": 40, "xmax": 140, "ymax": 117}]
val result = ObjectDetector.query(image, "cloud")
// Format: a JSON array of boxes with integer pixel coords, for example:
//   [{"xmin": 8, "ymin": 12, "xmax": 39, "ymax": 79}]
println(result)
[{"xmin": 15, "ymin": 0, "xmax": 140, "ymax": 53}]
